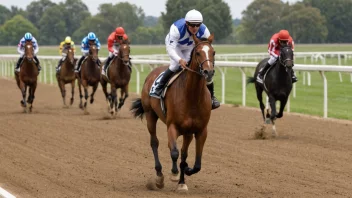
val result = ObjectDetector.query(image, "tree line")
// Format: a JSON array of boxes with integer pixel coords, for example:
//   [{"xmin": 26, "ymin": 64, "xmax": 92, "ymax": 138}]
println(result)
[{"xmin": 0, "ymin": 0, "xmax": 351, "ymax": 45}]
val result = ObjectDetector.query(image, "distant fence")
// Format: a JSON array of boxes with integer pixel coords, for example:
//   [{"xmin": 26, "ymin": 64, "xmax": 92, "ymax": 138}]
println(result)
[{"xmin": 1, "ymin": 54, "xmax": 352, "ymax": 118}]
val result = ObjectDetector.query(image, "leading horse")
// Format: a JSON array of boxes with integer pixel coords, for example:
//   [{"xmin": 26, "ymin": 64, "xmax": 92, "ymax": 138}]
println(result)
[
  {"xmin": 56, "ymin": 47, "xmax": 77, "ymax": 108},
  {"xmin": 131, "ymin": 34, "xmax": 215, "ymax": 191},
  {"xmin": 100, "ymin": 39, "xmax": 131, "ymax": 115},
  {"xmin": 247, "ymin": 45, "xmax": 294, "ymax": 136},
  {"xmin": 76, "ymin": 42, "xmax": 100, "ymax": 114},
  {"xmin": 15, "ymin": 40, "xmax": 39, "ymax": 113}
]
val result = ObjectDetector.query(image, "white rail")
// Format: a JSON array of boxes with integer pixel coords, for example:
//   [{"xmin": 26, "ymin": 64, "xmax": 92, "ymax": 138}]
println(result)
[{"xmin": 1, "ymin": 55, "xmax": 352, "ymax": 118}]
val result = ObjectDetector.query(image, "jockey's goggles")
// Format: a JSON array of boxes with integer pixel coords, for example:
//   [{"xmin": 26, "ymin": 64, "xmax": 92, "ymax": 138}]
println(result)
[{"xmin": 187, "ymin": 22, "xmax": 202, "ymax": 27}]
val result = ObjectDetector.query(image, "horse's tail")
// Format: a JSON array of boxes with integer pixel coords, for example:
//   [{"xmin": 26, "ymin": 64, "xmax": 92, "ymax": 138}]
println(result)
[
  {"xmin": 130, "ymin": 98, "xmax": 144, "ymax": 119},
  {"xmin": 247, "ymin": 76, "xmax": 256, "ymax": 84}
]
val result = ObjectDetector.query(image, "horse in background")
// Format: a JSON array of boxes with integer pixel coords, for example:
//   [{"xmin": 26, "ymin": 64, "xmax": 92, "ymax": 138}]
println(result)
[
  {"xmin": 100, "ymin": 39, "xmax": 131, "ymax": 116},
  {"xmin": 56, "ymin": 47, "xmax": 77, "ymax": 108},
  {"xmin": 76, "ymin": 41, "xmax": 100, "ymax": 114},
  {"xmin": 131, "ymin": 34, "xmax": 215, "ymax": 191},
  {"xmin": 247, "ymin": 45, "xmax": 294, "ymax": 137},
  {"xmin": 15, "ymin": 40, "xmax": 39, "ymax": 113}
]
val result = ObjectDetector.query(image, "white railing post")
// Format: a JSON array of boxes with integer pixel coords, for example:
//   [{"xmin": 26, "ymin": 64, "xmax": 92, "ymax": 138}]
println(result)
[
  {"xmin": 319, "ymin": 71, "xmax": 328, "ymax": 118},
  {"xmin": 215, "ymin": 66, "xmax": 225, "ymax": 104},
  {"xmin": 132, "ymin": 64, "xmax": 140, "ymax": 94},
  {"xmin": 239, "ymin": 67, "xmax": 246, "ymax": 106}
]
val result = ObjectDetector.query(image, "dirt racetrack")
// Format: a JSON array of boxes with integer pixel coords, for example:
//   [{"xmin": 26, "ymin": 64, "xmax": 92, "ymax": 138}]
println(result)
[{"xmin": 0, "ymin": 78, "xmax": 351, "ymax": 198}]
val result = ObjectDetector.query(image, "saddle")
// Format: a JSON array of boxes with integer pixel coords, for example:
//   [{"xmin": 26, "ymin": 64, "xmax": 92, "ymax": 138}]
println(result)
[{"xmin": 149, "ymin": 69, "xmax": 184, "ymax": 115}]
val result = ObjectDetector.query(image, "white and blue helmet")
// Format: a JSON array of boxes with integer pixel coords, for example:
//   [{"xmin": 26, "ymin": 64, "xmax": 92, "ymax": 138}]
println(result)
[
  {"xmin": 87, "ymin": 32, "xmax": 96, "ymax": 41},
  {"xmin": 24, "ymin": 32, "xmax": 33, "ymax": 41}
]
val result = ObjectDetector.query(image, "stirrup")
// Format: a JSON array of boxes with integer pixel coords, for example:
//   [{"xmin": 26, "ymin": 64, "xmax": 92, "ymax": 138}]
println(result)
[{"xmin": 211, "ymin": 97, "xmax": 220, "ymax": 110}]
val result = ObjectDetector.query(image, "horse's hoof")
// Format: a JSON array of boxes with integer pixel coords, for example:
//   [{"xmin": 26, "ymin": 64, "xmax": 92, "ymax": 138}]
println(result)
[
  {"xmin": 155, "ymin": 175, "xmax": 164, "ymax": 189},
  {"xmin": 177, "ymin": 184, "xmax": 188, "ymax": 192},
  {"xmin": 90, "ymin": 99, "xmax": 94, "ymax": 104},
  {"xmin": 272, "ymin": 125, "xmax": 277, "ymax": 137},
  {"xmin": 265, "ymin": 118, "xmax": 271, "ymax": 124},
  {"xmin": 169, "ymin": 172, "xmax": 180, "ymax": 182}
]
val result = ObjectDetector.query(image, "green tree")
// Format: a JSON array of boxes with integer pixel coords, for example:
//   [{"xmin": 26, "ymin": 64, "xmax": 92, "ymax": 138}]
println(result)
[
  {"xmin": 0, "ymin": 15, "xmax": 38, "ymax": 45},
  {"xmin": 97, "ymin": 2, "xmax": 144, "ymax": 34},
  {"xmin": 281, "ymin": 3, "xmax": 328, "ymax": 43},
  {"xmin": 60, "ymin": 0, "xmax": 90, "ymax": 37},
  {"xmin": 26, "ymin": 0, "xmax": 56, "ymax": 28},
  {"xmin": 304, "ymin": 0, "xmax": 352, "ymax": 43},
  {"xmin": 38, "ymin": 5, "xmax": 66, "ymax": 45},
  {"xmin": 0, "ymin": 5, "xmax": 11, "ymax": 25},
  {"xmin": 72, "ymin": 16, "xmax": 108, "ymax": 44},
  {"xmin": 240, "ymin": 0, "xmax": 284, "ymax": 43}
]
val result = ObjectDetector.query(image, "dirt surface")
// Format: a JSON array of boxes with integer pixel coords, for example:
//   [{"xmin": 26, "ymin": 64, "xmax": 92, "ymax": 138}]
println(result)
[{"xmin": 0, "ymin": 78, "xmax": 351, "ymax": 198}]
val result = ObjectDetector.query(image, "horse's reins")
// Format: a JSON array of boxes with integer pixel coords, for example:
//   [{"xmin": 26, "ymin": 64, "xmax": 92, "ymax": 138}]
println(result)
[{"xmin": 183, "ymin": 41, "xmax": 214, "ymax": 76}]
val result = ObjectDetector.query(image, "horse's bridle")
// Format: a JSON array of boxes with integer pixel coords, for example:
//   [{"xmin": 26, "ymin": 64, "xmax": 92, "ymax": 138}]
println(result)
[
  {"xmin": 279, "ymin": 47, "xmax": 294, "ymax": 68},
  {"xmin": 116, "ymin": 44, "xmax": 130, "ymax": 66},
  {"xmin": 183, "ymin": 41, "xmax": 214, "ymax": 77}
]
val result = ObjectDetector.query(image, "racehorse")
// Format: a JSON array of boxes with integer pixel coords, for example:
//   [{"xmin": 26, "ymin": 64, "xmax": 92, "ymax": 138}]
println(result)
[
  {"xmin": 247, "ymin": 45, "xmax": 294, "ymax": 136},
  {"xmin": 56, "ymin": 47, "xmax": 77, "ymax": 108},
  {"xmin": 131, "ymin": 34, "xmax": 215, "ymax": 191},
  {"xmin": 15, "ymin": 40, "xmax": 39, "ymax": 113},
  {"xmin": 76, "ymin": 41, "xmax": 100, "ymax": 114},
  {"xmin": 100, "ymin": 39, "xmax": 131, "ymax": 115}
]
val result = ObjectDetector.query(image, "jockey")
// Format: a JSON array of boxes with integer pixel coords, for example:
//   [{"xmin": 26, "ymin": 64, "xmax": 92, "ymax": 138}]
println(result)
[
  {"xmin": 102, "ymin": 27, "xmax": 129, "ymax": 76},
  {"xmin": 150, "ymin": 9, "xmax": 220, "ymax": 110},
  {"xmin": 75, "ymin": 32, "xmax": 101, "ymax": 73},
  {"xmin": 15, "ymin": 32, "xmax": 41, "ymax": 73},
  {"xmin": 56, "ymin": 36, "xmax": 75, "ymax": 72},
  {"xmin": 256, "ymin": 29, "xmax": 297, "ymax": 84}
]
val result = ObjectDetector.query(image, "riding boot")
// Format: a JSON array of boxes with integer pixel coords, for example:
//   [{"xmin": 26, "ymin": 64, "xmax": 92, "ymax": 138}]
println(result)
[
  {"xmin": 15, "ymin": 57, "xmax": 24, "ymax": 72},
  {"xmin": 207, "ymin": 82, "xmax": 220, "ymax": 110},
  {"xmin": 256, "ymin": 62, "xmax": 271, "ymax": 84},
  {"xmin": 102, "ymin": 56, "xmax": 113, "ymax": 75},
  {"xmin": 75, "ymin": 56, "xmax": 85, "ymax": 73},
  {"xmin": 150, "ymin": 68, "xmax": 175, "ymax": 98},
  {"xmin": 34, "ymin": 56, "xmax": 41, "ymax": 72},
  {"xmin": 291, "ymin": 69, "xmax": 298, "ymax": 83},
  {"xmin": 56, "ymin": 59, "xmax": 64, "ymax": 73}
]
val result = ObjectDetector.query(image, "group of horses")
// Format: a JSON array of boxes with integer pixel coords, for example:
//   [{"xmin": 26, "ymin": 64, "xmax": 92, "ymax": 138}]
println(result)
[
  {"xmin": 15, "ymin": 39, "xmax": 132, "ymax": 115},
  {"xmin": 14, "ymin": 35, "xmax": 295, "ymax": 192}
]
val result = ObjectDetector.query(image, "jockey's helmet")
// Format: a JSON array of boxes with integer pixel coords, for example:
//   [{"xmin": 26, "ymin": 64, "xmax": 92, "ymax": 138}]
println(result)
[
  {"xmin": 115, "ymin": 27, "xmax": 125, "ymax": 36},
  {"xmin": 65, "ymin": 36, "xmax": 72, "ymax": 44},
  {"xmin": 87, "ymin": 32, "xmax": 96, "ymax": 41},
  {"xmin": 24, "ymin": 32, "xmax": 33, "ymax": 41},
  {"xmin": 278, "ymin": 30, "xmax": 290, "ymax": 41},
  {"xmin": 185, "ymin": 9, "xmax": 203, "ymax": 23}
]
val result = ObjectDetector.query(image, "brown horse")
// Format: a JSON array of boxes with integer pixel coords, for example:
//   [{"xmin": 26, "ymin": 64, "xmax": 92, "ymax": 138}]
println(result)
[
  {"xmin": 130, "ymin": 34, "xmax": 215, "ymax": 191},
  {"xmin": 77, "ymin": 42, "xmax": 100, "ymax": 114},
  {"xmin": 15, "ymin": 40, "xmax": 39, "ymax": 113},
  {"xmin": 56, "ymin": 47, "xmax": 77, "ymax": 108},
  {"xmin": 101, "ymin": 40, "xmax": 131, "ymax": 115}
]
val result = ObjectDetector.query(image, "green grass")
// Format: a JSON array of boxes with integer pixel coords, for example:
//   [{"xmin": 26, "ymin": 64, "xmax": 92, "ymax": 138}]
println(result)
[{"xmin": 1, "ymin": 44, "xmax": 352, "ymax": 119}]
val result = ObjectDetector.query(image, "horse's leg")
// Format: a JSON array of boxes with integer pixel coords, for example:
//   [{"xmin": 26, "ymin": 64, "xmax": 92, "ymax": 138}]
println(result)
[
  {"xmin": 77, "ymin": 77, "xmax": 83, "ymax": 109},
  {"xmin": 176, "ymin": 134, "xmax": 193, "ymax": 191},
  {"xmin": 82, "ymin": 80, "xmax": 89, "ymax": 114},
  {"xmin": 255, "ymin": 84, "xmax": 265, "ymax": 121},
  {"xmin": 20, "ymin": 81, "xmax": 27, "ymax": 110},
  {"xmin": 167, "ymin": 124, "xmax": 180, "ymax": 185},
  {"xmin": 28, "ymin": 82, "xmax": 37, "ymax": 112},
  {"xmin": 59, "ymin": 80, "xmax": 67, "ymax": 107},
  {"xmin": 110, "ymin": 85, "xmax": 117, "ymax": 115},
  {"xmin": 118, "ymin": 84, "xmax": 129, "ymax": 111},
  {"xmin": 70, "ymin": 80, "xmax": 75, "ymax": 106},
  {"xmin": 145, "ymin": 111, "xmax": 164, "ymax": 189},
  {"xmin": 100, "ymin": 79, "xmax": 110, "ymax": 110},
  {"xmin": 90, "ymin": 83, "xmax": 98, "ymax": 104},
  {"xmin": 269, "ymin": 96, "xmax": 277, "ymax": 121},
  {"xmin": 276, "ymin": 97, "xmax": 288, "ymax": 119}
]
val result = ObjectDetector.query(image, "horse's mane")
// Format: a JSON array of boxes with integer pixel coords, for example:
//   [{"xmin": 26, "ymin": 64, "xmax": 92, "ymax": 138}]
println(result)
[
  {"xmin": 122, "ymin": 39, "xmax": 130, "ymax": 45},
  {"xmin": 187, "ymin": 37, "xmax": 209, "ymax": 66}
]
